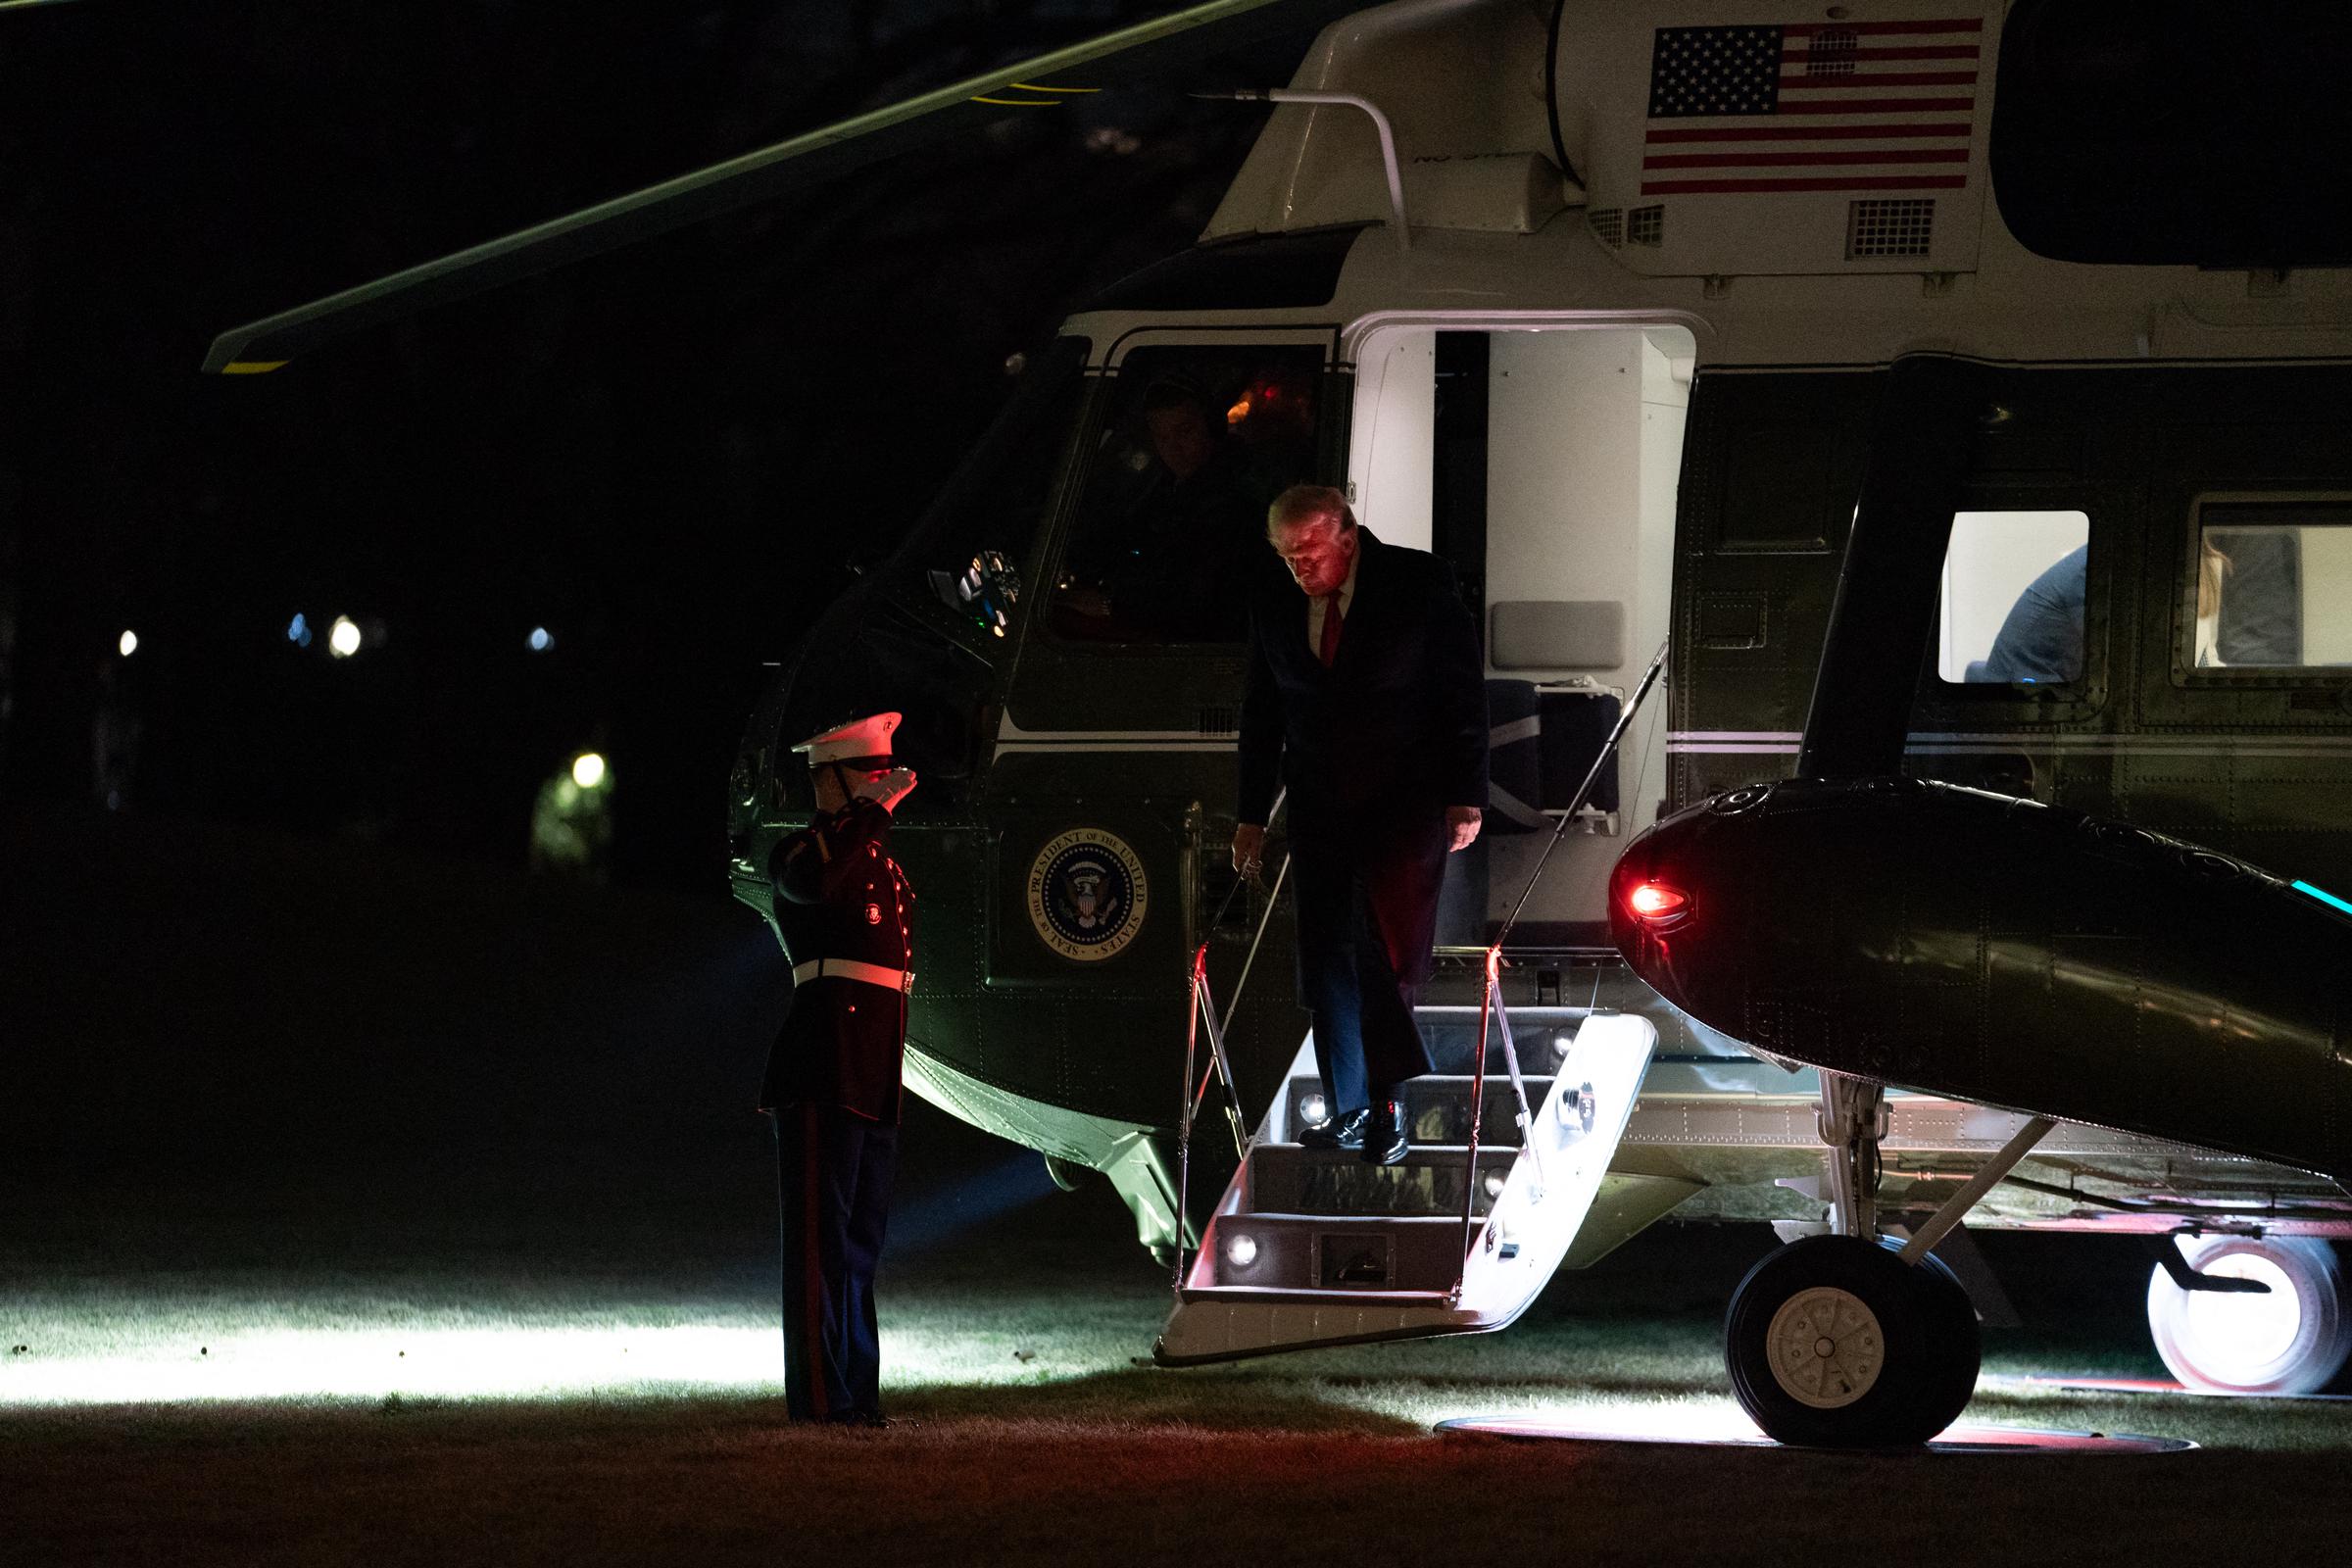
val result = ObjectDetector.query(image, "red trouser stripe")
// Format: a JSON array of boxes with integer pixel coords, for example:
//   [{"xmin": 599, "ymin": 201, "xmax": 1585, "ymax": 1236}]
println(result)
[{"xmin": 801, "ymin": 1102, "xmax": 830, "ymax": 1418}]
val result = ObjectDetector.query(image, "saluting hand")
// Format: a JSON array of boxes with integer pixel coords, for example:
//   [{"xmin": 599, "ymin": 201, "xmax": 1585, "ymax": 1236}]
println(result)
[{"xmin": 860, "ymin": 767, "xmax": 918, "ymax": 813}]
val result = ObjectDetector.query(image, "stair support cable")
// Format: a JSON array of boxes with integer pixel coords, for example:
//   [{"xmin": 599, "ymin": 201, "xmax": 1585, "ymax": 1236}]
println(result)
[
  {"xmin": 1452, "ymin": 946, "xmax": 1502, "ymax": 1298},
  {"xmin": 1454, "ymin": 640, "xmax": 1672, "ymax": 1296},
  {"xmin": 1172, "ymin": 789, "xmax": 1290, "ymax": 1295}
]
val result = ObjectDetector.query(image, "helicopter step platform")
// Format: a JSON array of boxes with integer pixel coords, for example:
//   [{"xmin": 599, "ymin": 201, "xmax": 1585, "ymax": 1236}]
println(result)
[{"xmin": 1154, "ymin": 1009, "xmax": 1656, "ymax": 1365}]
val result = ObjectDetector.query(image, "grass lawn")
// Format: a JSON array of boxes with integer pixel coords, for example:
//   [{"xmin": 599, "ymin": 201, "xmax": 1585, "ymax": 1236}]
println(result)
[{"xmin": 7, "ymin": 1139, "xmax": 2351, "ymax": 1568}]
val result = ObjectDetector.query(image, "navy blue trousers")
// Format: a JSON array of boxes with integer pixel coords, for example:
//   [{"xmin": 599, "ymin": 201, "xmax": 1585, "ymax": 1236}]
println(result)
[
  {"xmin": 773, "ymin": 1101, "xmax": 899, "ymax": 1421},
  {"xmin": 1290, "ymin": 817, "xmax": 1446, "ymax": 1114}
]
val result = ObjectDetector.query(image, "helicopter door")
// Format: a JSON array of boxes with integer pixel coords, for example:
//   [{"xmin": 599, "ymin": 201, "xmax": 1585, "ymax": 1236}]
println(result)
[{"xmin": 1345, "ymin": 322, "xmax": 1694, "ymax": 947}]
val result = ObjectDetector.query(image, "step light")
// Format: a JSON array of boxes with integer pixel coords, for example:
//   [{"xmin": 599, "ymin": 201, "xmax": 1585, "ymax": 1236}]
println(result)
[
  {"xmin": 1296, "ymin": 1093, "xmax": 1328, "ymax": 1130},
  {"xmin": 1482, "ymin": 1170, "xmax": 1506, "ymax": 1201},
  {"xmin": 1223, "ymin": 1232, "xmax": 1258, "ymax": 1269},
  {"xmin": 1551, "ymin": 1031, "xmax": 1574, "ymax": 1060}
]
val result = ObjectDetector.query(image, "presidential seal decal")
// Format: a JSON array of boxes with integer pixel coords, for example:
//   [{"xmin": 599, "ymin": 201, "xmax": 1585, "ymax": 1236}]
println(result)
[{"xmin": 1026, "ymin": 828, "xmax": 1149, "ymax": 962}]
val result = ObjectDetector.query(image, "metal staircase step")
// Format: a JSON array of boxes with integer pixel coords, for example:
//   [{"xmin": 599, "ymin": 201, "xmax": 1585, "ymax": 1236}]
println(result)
[
  {"xmin": 1190, "ymin": 1213, "xmax": 1471, "ymax": 1293},
  {"xmin": 1281, "ymin": 1073, "xmax": 1546, "ymax": 1150},
  {"xmin": 1410, "ymin": 1004, "xmax": 1593, "ymax": 1074},
  {"xmin": 1244, "ymin": 1143, "xmax": 1516, "ymax": 1217},
  {"xmin": 1156, "ymin": 1012, "xmax": 1659, "ymax": 1365}
]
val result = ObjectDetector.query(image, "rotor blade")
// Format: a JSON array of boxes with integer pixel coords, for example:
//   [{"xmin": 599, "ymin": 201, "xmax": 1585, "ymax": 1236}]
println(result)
[{"xmin": 202, "ymin": 0, "xmax": 1358, "ymax": 374}]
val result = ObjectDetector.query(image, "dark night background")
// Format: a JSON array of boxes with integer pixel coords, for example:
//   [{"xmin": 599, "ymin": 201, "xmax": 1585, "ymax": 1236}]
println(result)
[{"xmin": 1, "ymin": 0, "xmax": 1289, "ymax": 887}]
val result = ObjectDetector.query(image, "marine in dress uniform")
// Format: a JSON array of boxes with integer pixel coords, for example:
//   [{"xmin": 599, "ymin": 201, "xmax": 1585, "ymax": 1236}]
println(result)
[
  {"xmin": 1232, "ymin": 486, "xmax": 1488, "ymax": 1165},
  {"xmin": 761, "ymin": 711, "xmax": 916, "ymax": 1425}
]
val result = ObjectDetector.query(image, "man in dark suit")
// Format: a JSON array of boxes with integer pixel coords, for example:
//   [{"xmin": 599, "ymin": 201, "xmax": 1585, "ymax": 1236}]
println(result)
[
  {"xmin": 762, "ymin": 711, "xmax": 917, "ymax": 1425},
  {"xmin": 1232, "ymin": 485, "xmax": 1487, "ymax": 1164}
]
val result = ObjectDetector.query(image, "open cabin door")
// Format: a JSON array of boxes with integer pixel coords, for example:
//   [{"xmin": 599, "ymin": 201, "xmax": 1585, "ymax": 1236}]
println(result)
[{"xmin": 1343, "ymin": 319, "xmax": 1694, "ymax": 948}]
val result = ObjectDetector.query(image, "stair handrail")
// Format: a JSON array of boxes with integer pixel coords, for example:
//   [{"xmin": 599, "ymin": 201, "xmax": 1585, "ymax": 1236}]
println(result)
[
  {"xmin": 1455, "ymin": 641, "xmax": 1671, "ymax": 1290},
  {"xmin": 1173, "ymin": 789, "xmax": 1289, "ymax": 1293}
]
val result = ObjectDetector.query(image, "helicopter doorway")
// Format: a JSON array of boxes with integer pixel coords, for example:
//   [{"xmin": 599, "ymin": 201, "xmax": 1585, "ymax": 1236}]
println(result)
[{"xmin": 1344, "ymin": 320, "xmax": 1693, "ymax": 947}]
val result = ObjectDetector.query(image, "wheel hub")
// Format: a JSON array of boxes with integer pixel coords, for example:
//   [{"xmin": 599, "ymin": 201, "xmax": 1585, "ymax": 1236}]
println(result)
[{"xmin": 1765, "ymin": 1286, "xmax": 1884, "ymax": 1408}]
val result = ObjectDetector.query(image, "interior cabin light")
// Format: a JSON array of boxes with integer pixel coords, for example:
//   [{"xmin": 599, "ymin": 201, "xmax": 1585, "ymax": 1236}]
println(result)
[{"xmin": 1627, "ymin": 882, "xmax": 1690, "ymax": 921}]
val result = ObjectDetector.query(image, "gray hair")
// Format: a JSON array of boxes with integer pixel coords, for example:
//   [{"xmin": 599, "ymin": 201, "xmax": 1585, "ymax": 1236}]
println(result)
[{"xmin": 1266, "ymin": 483, "xmax": 1355, "ymax": 541}]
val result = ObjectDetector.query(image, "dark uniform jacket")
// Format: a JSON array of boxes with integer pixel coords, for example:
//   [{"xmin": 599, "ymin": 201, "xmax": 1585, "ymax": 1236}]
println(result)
[
  {"xmin": 760, "ymin": 797, "xmax": 914, "ymax": 1123},
  {"xmin": 1238, "ymin": 526, "xmax": 1489, "ymax": 840}
]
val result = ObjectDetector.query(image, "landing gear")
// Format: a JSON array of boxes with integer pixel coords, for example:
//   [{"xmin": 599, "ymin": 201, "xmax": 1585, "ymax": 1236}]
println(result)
[
  {"xmin": 1726, "ymin": 1235, "xmax": 1981, "ymax": 1446},
  {"xmin": 2146, "ymin": 1235, "xmax": 2352, "ymax": 1396},
  {"xmin": 1723, "ymin": 1072, "xmax": 2051, "ymax": 1446}
]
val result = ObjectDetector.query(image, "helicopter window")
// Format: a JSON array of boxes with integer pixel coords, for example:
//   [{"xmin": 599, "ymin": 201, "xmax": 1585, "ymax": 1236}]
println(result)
[
  {"xmin": 1051, "ymin": 345, "xmax": 1323, "ymax": 645},
  {"xmin": 1936, "ymin": 510, "xmax": 2090, "ymax": 684},
  {"xmin": 2190, "ymin": 500, "xmax": 2352, "ymax": 670},
  {"xmin": 913, "ymin": 342, "xmax": 1087, "ymax": 645}
]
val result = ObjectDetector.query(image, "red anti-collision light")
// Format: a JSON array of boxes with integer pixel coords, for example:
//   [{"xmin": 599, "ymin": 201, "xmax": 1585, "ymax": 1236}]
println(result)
[{"xmin": 1628, "ymin": 882, "xmax": 1690, "ymax": 921}]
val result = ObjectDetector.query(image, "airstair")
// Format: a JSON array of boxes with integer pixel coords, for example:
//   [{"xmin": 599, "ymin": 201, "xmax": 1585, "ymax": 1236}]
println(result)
[
  {"xmin": 1153, "ymin": 1002, "xmax": 1656, "ymax": 1363},
  {"xmin": 1156, "ymin": 641, "xmax": 1669, "ymax": 1364}
]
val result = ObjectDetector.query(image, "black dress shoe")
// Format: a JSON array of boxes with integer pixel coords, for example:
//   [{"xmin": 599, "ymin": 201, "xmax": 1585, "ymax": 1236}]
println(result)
[
  {"xmin": 1297, "ymin": 1105, "xmax": 1368, "ymax": 1150},
  {"xmin": 1361, "ymin": 1098, "xmax": 1408, "ymax": 1165}
]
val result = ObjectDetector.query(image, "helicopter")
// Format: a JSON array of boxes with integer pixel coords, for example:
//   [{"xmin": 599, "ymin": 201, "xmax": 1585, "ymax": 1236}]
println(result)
[{"xmin": 206, "ymin": 0, "xmax": 2352, "ymax": 1445}]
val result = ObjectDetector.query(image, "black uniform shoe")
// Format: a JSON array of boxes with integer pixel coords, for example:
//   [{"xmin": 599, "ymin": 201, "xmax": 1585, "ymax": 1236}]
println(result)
[
  {"xmin": 1361, "ymin": 1099, "xmax": 1409, "ymax": 1165},
  {"xmin": 1297, "ymin": 1105, "xmax": 1369, "ymax": 1150}
]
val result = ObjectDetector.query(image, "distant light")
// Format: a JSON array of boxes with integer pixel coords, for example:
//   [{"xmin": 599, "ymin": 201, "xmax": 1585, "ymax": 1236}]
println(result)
[
  {"xmin": 328, "ymin": 616, "xmax": 363, "ymax": 658},
  {"xmin": 1226, "ymin": 396, "xmax": 1251, "ymax": 425},
  {"xmin": 287, "ymin": 613, "xmax": 312, "ymax": 648},
  {"xmin": 117, "ymin": 629, "xmax": 137, "ymax": 658},
  {"xmin": 2292, "ymin": 880, "xmax": 2352, "ymax": 917},
  {"xmin": 1223, "ymin": 1232, "xmax": 1258, "ymax": 1269},
  {"xmin": 570, "ymin": 752, "xmax": 607, "ymax": 791},
  {"xmin": 527, "ymin": 626, "xmax": 553, "ymax": 653},
  {"xmin": 1628, "ymin": 882, "xmax": 1689, "ymax": 921}
]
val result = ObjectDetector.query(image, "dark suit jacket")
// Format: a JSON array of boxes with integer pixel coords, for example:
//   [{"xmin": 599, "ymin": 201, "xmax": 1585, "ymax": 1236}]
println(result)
[
  {"xmin": 1238, "ymin": 527, "xmax": 1488, "ymax": 839},
  {"xmin": 760, "ymin": 798, "xmax": 914, "ymax": 1123}
]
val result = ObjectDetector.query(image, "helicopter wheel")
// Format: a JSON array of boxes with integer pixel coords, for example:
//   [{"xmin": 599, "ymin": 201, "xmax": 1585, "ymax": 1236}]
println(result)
[
  {"xmin": 2147, "ymin": 1235, "xmax": 2352, "ymax": 1396},
  {"xmin": 1043, "ymin": 1153, "xmax": 1091, "ymax": 1193},
  {"xmin": 1725, "ymin": 1235, "xmax": 1981, "ymax": 1446}
]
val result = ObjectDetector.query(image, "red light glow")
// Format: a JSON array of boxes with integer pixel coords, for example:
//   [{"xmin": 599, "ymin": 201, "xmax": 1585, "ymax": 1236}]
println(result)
[{"xmin": 1628, "ymin": 882, "xmax": 1689, "ymax": 920}]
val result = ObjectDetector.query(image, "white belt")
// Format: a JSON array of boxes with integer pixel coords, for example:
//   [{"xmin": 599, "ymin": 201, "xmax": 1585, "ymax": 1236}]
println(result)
[{"xmin": 792, "ymin": 957, "xmax": 914, "ymax": 994}]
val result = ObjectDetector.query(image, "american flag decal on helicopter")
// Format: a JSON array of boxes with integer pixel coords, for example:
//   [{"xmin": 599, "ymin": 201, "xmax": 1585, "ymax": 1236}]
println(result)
[{"xmin": 1642, "ymin": 18, "xmax": 1983, "ymax": 195}]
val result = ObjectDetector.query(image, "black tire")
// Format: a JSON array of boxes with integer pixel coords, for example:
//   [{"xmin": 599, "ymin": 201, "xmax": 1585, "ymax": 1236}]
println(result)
[
  {"xmin": 1043, "ymin": 1153, "xmax": 1090, "ymax": 1192},
  {"xmin": 1725, "ymin": 1235, "xmax": 1981, "ymax": 1447}
]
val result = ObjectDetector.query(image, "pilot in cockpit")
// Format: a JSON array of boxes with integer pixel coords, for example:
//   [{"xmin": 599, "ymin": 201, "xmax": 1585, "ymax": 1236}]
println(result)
[{"xmin": 1058, "ymin": 379, "xmax": 1279, "ymax": 641}]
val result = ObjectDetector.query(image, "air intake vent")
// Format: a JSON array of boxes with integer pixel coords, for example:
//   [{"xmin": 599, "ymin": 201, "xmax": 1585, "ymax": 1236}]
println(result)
[
  {"xmin": 1847, "ymin": 198, "xmax": 1936, "ymax": 259},
  {"xmin": 1198, "ymin": 706, "xmax": 1238, "ymax": 737},
  {"xmin": 1588, "ymin": 208, "xmax": 1624, "ymax": 248},
  {"xmin": 1628, "ymin": 205, "xmax": 1665, "ymax": 247}
]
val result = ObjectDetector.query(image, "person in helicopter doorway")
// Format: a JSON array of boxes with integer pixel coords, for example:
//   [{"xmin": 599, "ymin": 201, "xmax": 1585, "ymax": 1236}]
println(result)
[
  {"xmin": 1232, "ymin": 485, "xmax": 1488, "ymax": 1165},
  {"xmin": 760, "ymin": 710, "xmax": 917, "ymax": 1426}
]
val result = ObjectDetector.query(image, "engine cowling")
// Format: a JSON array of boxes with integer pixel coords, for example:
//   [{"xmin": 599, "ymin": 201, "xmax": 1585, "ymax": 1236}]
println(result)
[{"xmin": 1609, "ymin": 776, "xmax": 2352, "ymax": 1185}]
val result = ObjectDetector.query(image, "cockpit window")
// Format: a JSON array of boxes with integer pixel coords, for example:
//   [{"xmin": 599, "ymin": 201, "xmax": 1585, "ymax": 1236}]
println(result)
[
  {"xmin": 1051, "ymin": 344, "xmax": 1323, "ymax": 645},
  {"xmin": 912, "ymin": 339, "xmax": 1085, "ymax": 647},
  {"xmin": 1936, "ymin": 510, "xmax": 2090, "ymax": 684},
  {"xmin": 2191, "ymin": 499, "xmax": 2352, "ymax": 670}
]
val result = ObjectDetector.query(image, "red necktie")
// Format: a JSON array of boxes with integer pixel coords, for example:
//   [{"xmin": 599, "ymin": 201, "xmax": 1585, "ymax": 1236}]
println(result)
[{"xmin": 1317, "ymin": 592, "xmax": 1344, "ymax": 667}]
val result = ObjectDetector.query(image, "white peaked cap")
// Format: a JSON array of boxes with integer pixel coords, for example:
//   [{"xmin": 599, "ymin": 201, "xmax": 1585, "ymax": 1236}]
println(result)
[{"xmin": 793, "ymin": 710, "xmax": 901, "ymax": 764}]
